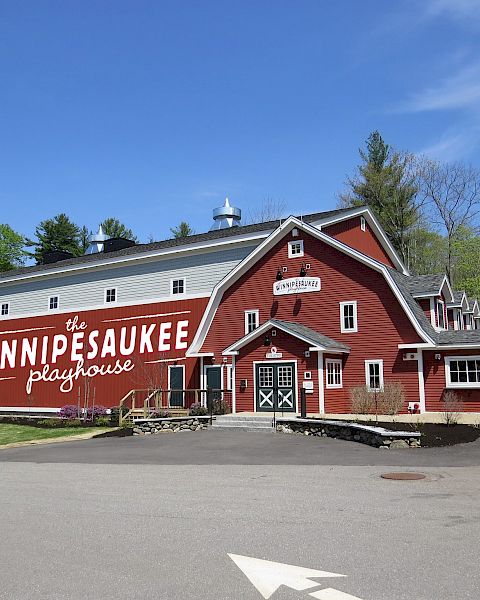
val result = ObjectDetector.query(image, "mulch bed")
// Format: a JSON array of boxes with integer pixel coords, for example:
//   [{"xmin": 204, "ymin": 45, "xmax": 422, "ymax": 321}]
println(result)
[{"xmin": 356, "ymin": 420, "xmax": 480, "ymax": 447}]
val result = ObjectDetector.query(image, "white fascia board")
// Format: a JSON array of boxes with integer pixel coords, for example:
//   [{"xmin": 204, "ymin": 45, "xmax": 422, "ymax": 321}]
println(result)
[
  {"xmin": 0, "ymin": 231, "xmax": 269, "ymax": 287},
  {"xmin": 398, "ymin": 343, "xmax": 435, "ymax": 349},
  {"xmin": 413, "ymin": 293, "xmax": 439, "ymax": 299},
  {"xmin": 435, "ymin": 344, "xmax": 480, "ymax": 350},
  {"xmin": 440, "ymin": 275, "xmax": 455, "ymax": 303},
  {"xmin": 188, "ymin": 216, "xmax": 434, "ymax": 355},
  {"xmin": 312, "ymin": 206, "xmax": 409, "ymax": 275},
  {"xmin": 309, "ymin": 345, "xmax": 349, "ymax": 354}
]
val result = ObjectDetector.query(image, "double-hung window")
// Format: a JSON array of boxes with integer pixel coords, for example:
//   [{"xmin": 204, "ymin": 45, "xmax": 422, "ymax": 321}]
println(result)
[
  {"xmin": 340, "ymin": 301, "xmax": 358, "ymax": 333},
  {"xmin": 365, "ymin": 360, "xmax": 384, "ymax": 391},
  {"xmin": 105, "ymin": 288, "xmax": 117, "ymax": 303},
  {"xmin": 445, "ymin": 356, "xmax": 480, "ymax": 388},
  {"xmin": 171, "ymin": 278, "xmax": 185, "ymax": 295},
  {"xmin": 1, "ymin": 302, "xmax": 9, "ymax": 316},
  {"xmin": 244, "ymin": 310, "xmax": 259, "ymax": 334},
  {"xmin": 436, "ymin": 299, "xmax": 446, "ymax": 330},
  {"xmin": 326, "ymin": 359, "xmax": 342, "ymax": 388}
]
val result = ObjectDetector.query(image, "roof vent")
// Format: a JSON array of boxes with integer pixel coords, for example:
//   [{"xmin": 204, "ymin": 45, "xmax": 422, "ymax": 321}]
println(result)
[
  {"xmin": 85, "ymin": 225, "xmax": 109, "ymax": 255},
  {"xmin": 210, "ymin": 197, "xmax": 241, "ymax": 231}
]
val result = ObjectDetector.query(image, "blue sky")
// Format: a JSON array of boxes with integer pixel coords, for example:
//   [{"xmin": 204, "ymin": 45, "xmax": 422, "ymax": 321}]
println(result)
[{"xmin": 1, "ymin": 0, "xmax": 480, "ymax": 244}]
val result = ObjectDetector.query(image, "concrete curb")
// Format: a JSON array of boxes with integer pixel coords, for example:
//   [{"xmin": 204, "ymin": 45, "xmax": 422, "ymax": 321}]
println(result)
[{"xmin": 0, "ymin": 428, "xmax": 113, "ymax": 450}]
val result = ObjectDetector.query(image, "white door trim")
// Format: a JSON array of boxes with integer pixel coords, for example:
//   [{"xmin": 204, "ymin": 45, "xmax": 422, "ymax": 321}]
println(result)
[{"xmin": 252, "ymin": 359, "xmax": 299, "ymax": 413}]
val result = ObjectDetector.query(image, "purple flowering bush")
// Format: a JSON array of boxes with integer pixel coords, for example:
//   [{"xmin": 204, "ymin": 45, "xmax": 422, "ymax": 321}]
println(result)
[
  {"xmin": 189, "ymin": 402, "xmax": 208, "ymax": 416},
  {"xmin": 150, "ymin": 409, "xmax": 171, "ymax": 418},
  {"xmin": 58, "ymin": 405, "xmax": 80, "ymax": 419},
  {"xmin": 85, "ymin": 405, "xmax": 108, "ymax": 421}
]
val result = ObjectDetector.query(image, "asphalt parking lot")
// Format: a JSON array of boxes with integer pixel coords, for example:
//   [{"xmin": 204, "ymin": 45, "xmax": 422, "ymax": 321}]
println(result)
[{"xmin": 1, "ymin": 431, "xmax": 480, "ymax": 600}]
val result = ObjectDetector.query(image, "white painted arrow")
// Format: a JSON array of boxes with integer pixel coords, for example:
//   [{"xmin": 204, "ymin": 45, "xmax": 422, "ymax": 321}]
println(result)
[{"xmin": 228, "ymin": 554, "xmax": 345, "ymax": 599}]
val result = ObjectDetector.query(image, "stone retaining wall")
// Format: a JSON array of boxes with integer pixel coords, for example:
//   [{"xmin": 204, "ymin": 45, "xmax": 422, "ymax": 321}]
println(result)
[
  {"xmin": 133, "ymin": 416, "xmax": 210, "ymax": 435},
  {"xmin": 276, "ymin": 418, "xmax": 421, "ymax": 449}
]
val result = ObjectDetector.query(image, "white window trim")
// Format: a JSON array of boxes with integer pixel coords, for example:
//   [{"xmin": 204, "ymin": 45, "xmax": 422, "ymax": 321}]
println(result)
[
  {"xmin": 170, "ymin": 277, "xmax": 186, "ymax": 296},
  {"xmin": 360, "ymin": 216, "xmax": 366, "ymax": 232},
  {"xmin": 288, "ymin": 239, "xmax": 304, "ymax": 258},
  {"xmin": 325, "ymin": 359, "xmax": 343, "ymax": 389},
  {"xmin": 339, "ymin": 301, "xmax": 358, "ymax": 333},
  {"xmin": 436, "ymin": 298, "xmax": 446, "ymax": 331},
  {"xmin": 365, "ymin": 359, "xmax": 384, "ymax": 391},
  {"xmin": 1, "ymin": 302, "xmax": 10, "ymax": 317},
  {"xmin": 244, "ymin": 309, "xmax": 260, "ymax": 335},
  {"xmin": 104, "ymin": 287, "xmax": 118, "ymax": 304},
  {"xmin": 445, "ymin": 355, "xmax": 480, "ymax": 389},
  {"xmin": 48, "ymin": 295, "xmax": 60, "ymax": 311}
]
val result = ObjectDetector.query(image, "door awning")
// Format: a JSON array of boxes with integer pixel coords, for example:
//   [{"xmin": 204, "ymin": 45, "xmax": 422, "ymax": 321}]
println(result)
[{"xmin": 222, "ymin": 319, "xmax": 350, "ymax": 355}]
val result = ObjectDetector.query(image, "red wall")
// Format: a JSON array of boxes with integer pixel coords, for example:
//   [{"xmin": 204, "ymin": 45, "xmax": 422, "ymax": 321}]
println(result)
[
  {"xmin": 323, "ymin": 217, "xmax": 396, "ymax": 268},
  {"xmin": 424, "ymin": 350, "xmax": 480, "ymax": 412},
  {"xmin": 203, "ymin": 231, "xmax": 423, "ymax": 413},
  {"xmin": 0, "ymin": 298, "xmax": 208, "ymax": 409}
]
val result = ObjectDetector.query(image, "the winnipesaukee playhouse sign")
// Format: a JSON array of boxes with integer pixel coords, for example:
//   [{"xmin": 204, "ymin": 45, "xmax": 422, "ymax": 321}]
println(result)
[
  {"xmin": 0, "ymin": 298, "xmax": 208, "ymax": 406},
  {"xmin": 273, "ymin": 276, "xmax": 321, "ymax": 296}
]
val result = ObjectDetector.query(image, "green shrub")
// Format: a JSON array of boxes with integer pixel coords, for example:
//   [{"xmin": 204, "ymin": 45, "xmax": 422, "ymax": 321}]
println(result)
[
  {"xmin": 95, "ymin": 416, "xmax": 111, "ymax": 427},
  {"xmin": 37, "ymin": 418, "xmax": 64, "ymax": 428},
  {"xmin": 63, "ymin": 419, "xmax": 83, "ymax": 427}
]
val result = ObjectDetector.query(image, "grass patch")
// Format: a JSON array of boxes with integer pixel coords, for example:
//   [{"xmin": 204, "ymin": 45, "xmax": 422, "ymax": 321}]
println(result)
[{"xmin": 0, "ymin": 423, "xmax": 101, "ymax": 446}]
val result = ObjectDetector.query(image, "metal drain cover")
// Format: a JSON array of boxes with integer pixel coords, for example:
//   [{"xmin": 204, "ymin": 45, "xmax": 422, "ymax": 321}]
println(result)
[{"xmin": 381, "ymin": 472, "xmax": 426, "ymax": 481}]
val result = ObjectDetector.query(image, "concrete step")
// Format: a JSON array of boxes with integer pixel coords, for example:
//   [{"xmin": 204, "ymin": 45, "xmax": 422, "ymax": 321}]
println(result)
[{"xmin": 212, "ymin": 414, "xmax": 275, "ymax": 432}]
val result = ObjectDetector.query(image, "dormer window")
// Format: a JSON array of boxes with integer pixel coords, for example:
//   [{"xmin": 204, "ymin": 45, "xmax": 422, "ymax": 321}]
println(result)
[{"xmin": 288, "ymin": 240, "xmax": 304, "ymax": 258}]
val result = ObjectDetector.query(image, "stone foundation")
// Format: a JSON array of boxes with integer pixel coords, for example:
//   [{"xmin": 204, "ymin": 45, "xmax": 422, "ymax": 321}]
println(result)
[
  {"xmin": 133, "ymin": 416, "xmax": 210, "ymax": 435},
  {"xmin": 276, "ymin": 418, "xmax": 421, "ymax": 449}
]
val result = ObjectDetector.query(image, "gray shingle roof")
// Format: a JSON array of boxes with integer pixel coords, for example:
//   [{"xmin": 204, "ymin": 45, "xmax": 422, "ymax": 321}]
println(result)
[
  {"xmin": 448, "ymin": 290, "xmax": 466, "ymax": 307},
  {"xmin": 436, "ymin": 330, "xmax": 480, "ymax": 345},
  {"xmin": 402, "ymin": 274, "xmax": 445, "ymax": 297},
  {"xmin": 270, "ymin": 319, "xmax": 350, "ymax": 351},
  {"xmin": 386, "ymin": 268, "xmax": 438, "ymax": 341},
  {"xmin": 0, "ymin": 207, "xmax": 356, "ymax": 280}
]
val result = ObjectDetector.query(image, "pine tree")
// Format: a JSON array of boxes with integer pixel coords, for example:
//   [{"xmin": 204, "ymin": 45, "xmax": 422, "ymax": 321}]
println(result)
[
  {"xmin": 28, "ymin": 214, "xmax": 83, "ymax": 264},
  {"xmin": 100, "ymin": 217, "xmax": 138, "ymax": 242},
  {"xmin": 340, "ymin": 131, "xmax": 420, "ymax": 262},
  {"xmin": 170, "ymin": 222, "xmax": 195, "ymax": 238}
]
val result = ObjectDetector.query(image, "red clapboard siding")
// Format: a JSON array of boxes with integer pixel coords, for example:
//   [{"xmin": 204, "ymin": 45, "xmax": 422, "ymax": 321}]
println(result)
[
  {"xmin": 418, "ymin": 299, "xmax": 432, "ymax": 325},
  {"xmin": 203, "ymin": 231, "xmax": 423, "ymax": 413},
  {"xmin": 0, "ymin": 297, "xmax": 208, "ymax": 409},
  {"xmin": 323, "ymin": 217, "xmax": 396, "ymax": 268},
  {"xmin": 424, "ymin": 350, "xmax": 480, "ymax": 412}
]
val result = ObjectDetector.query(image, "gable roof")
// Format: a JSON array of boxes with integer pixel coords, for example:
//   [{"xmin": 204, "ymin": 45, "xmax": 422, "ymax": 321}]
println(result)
[
  {"xmin": 187, "ymin": 216, "xmax": 437, "ymax": 356},
  {"xmin": 448, "ymin": 290, "xmax": 468, "ymax": 309},
  {"xmin": 402, "ymin": 274, "xmax": 454, "ymax": 302},
  {"xmin": 222, "ymin": 319, "xmax": 350, "ymax": 355}
]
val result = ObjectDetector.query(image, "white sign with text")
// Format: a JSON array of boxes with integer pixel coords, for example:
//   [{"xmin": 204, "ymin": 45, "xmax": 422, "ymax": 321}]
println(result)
[{"xmin": 273, "ymin": 277, "xmax": 321, "ymax": 296}]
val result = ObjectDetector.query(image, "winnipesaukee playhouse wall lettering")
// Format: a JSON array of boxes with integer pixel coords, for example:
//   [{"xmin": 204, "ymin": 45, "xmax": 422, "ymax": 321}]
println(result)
[{"xmin": 0, "ymin": 298, "xmax": 209, "ymax": 404}]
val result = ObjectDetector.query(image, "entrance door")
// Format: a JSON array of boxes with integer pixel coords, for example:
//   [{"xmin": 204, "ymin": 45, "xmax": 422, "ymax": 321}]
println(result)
[
  {"xmin": 169, "ymin": 365, "xmax": 185, "ymax": 407},
  {"xmin": 255, "ymin": 362, "xmax": 296, "ymax": 412},
  {"xmin": 205, "ymin": 366, "xmax": 222, "ymax": 400}
]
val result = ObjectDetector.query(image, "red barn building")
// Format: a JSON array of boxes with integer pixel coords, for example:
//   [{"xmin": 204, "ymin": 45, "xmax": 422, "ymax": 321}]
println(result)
[{"xmin": 1, "ymin": 201, "xmax": 479, "ymax": 415}]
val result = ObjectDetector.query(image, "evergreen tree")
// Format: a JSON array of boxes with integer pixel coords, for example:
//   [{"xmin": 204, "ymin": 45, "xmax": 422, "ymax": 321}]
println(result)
[
  {"xmin": 341, "ymin": 131, "xmax": 420, "ymax": 262},
  {"xmin": 170, "ymin": 221, "xmax": 195, "ymax": 238},
  {"xmin": 28, "ymin": 214, "xmax": 83, "ymax": 264},
  {"xmin": 0, "ymin": 224, "xmax": 27, "ymax": 271},
  {"xmin": 100, "ymin": 217, "xmax": 138, "ymax": 242}
]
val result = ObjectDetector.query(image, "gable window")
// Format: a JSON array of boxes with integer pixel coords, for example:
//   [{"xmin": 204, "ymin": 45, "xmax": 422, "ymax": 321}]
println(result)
[
  {"xmin": 360, "ymin": 216, "xmax": 366, "ymax": 232},
  {"xmin": 365, "ymin": 360, "xmax": 384, "ymax": 391},
  {"xmin": 244, "ymin": 310, "xmax": 259, "ymax": 334},
  {"xmin": 445, "ymin": 356, "xmax": 480, "ymax": 388},
  {"xmin": 436, "ymin": 299, "xmax": 446, "ymax": 330},
  {"xmin": 326, "ymin": 359, "xmax": 343, "ymax": 388},
  {"xmin": 105, "ymin": 288, "xmax": 117, "ymax": 303},
  {"xmin": 49, "ymin": 296, "xmax": 59, "ymax": 310},
  {"xmin": 1, "ymin": 303, "xmax": 9, "ymax": 316},
  {"xmin": 171, "ymin": 278, "xmax": 185, "ymax": 295},
  {"xmin": 340, "ymin": 301, "xmax": 358, "ymax": 333},
  {"xmin": 288, "ymin": 240, "xmax": 304, "ymax": 258}
]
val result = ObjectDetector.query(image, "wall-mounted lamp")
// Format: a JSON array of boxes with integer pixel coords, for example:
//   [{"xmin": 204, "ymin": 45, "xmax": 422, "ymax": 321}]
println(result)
[
  {"xmin": 276, "ymin": 268, "xmax": 283, "ymax": 281},
  {"xmin": 264, "ymin": 335, "xmax": 271, "ymax": 346},
  {"xmin": 299, "ymin": 263, "xmax": 307, "ymax": 277}
]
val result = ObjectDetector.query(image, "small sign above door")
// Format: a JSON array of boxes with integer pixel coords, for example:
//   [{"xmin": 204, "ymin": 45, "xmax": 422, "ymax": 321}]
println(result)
[
  {"xmin": 266, "ymin": 346, "xmax": 283, "ymax": 359},
  {"xmin": 273, "ymin": 277, "xmax": 321, "ymax": 296}
]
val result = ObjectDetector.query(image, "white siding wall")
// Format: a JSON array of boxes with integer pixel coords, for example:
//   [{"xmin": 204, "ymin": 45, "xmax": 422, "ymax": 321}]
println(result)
[{"xmin": 0, "ymin": 244, "xmax": 257, "ymax": 317}]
